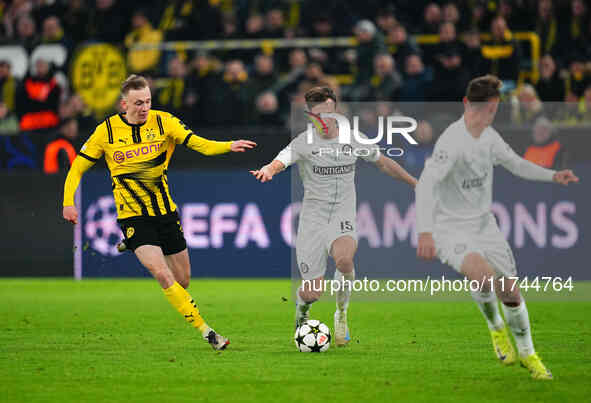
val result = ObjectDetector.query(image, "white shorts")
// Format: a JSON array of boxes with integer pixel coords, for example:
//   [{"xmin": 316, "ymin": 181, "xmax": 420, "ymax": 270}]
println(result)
[
  {"xmin": 296, "ymin": 209, "xmax": 357, "ymax": 280},
  {"xmin": 433, "ymin": 213, "xmax": 517, "ymax": 278}
]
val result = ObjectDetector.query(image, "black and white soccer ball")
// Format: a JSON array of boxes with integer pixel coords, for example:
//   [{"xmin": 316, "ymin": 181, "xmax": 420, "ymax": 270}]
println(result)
[{"xmin": 294, "ymin": 320, "xmax": 331, "ymax": 352}]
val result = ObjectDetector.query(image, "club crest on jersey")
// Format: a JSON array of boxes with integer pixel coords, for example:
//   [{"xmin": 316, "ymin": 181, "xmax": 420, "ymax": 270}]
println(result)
[
  {"xmin": 433, "ymin": 149, "xmax": 448, "ymax": 164},
  {"xmin": 113, "ymin": 143, "xmax": 162, "ymax": 164},
  {"xmin": 145, "ymin": 128, "xmax": 156, "ymax": 140},
  {"xmin": 126, "ymin": 227, "xmax": 135, "ymax": 238}
]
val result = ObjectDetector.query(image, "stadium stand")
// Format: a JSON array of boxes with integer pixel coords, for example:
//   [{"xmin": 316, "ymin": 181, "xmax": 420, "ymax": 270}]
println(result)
[{"xmin": 0, "ymin": 0, "xmax": 590, "ymax": 172}]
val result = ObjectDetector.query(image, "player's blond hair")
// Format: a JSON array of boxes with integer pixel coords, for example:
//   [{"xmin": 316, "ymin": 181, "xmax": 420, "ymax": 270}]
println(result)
[{"xmin": 121, "ymin": 74, "xmax": 149, "ymax": 97}]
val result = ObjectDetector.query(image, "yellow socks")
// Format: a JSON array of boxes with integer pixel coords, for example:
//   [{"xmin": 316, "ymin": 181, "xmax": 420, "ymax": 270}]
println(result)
[{"xmin": 163, "ymin": 281, "xmax": 210, "ymax": 335}]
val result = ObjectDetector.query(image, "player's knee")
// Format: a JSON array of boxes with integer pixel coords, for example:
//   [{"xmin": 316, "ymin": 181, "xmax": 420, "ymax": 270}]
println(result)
[
  {"xmin": 334, "ymin": 255, "xmax": 354, "ymax": 273},
  {"xmin": 462, "ymin": 253, "xmax": 495, "ymax": 292},
  {"xmin": 463, "ymin": 252, "xmax": 487, "ymax": 270}
]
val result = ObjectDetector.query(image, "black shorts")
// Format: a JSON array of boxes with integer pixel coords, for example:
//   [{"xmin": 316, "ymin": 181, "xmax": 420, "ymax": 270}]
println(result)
[{"xmin": 118, "ymin": 211, "xmax": 187, "ymax": 255}]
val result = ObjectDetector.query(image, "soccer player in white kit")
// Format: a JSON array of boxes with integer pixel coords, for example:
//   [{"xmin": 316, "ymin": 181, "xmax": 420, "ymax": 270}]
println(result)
[
  {"xmin": 251, "ymin": 87, "xmax": 417, "ymax": 346},
  {"xmin": 415, "ymin": 75, "xmax": 579, "ymax": 379}
]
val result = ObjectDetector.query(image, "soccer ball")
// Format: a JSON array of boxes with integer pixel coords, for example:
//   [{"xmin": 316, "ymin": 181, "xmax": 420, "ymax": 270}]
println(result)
[{"xmin": 294, "ymin": 320, "xmax": 331, "ymax": 352}]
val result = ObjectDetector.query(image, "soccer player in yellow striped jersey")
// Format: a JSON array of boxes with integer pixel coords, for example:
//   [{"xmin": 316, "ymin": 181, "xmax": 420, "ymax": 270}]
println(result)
[{"xmin": 62, "ymin": 75, "xmax": 257, "ymax": 350}]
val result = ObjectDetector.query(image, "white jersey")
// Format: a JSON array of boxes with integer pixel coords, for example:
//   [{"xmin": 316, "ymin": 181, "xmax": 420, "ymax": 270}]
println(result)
[
  {"xmin": 276, "ymin": 129, "xmax": 380, "ymax": 280},
  {"xmin": 275, "ymin": 130, "xmax": 380, "ymax": 207},
  {"xmin": 416, "ymin": 115, "xmax": 555, "ymax": 234}
]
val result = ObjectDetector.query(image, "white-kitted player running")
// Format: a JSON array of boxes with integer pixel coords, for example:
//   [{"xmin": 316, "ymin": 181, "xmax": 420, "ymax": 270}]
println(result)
[
  {"xmin": 415, "ymin": 75, "xmax": 579, "ymax": 379},
  {"xmin": 251, "ymin": 86, "xmax": 417, "ymax": 346}
]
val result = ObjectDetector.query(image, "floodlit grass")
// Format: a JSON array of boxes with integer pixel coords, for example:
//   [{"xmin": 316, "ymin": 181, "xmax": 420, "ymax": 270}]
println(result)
[{"xmin": 1, "ymin": 279, "xmax": 590, "ymax": 402}]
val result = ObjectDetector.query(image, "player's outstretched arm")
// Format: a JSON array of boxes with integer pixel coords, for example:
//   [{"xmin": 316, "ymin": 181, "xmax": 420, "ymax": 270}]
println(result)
[
  {"xmin": 374, "ymin": 154, "xmax": 418, "ymax": 187},
  {"xmin": 183, "ymin": 134, "xmax": 256, "ymax": 155},
  {"xmin": 168, "ymin": 112, "xmax": 256, "ymax": 155},
  {"xmin": 62, "ymin": 156, "xmax": 96, "ymax": 224},
  {"xmin": 501, "ymin": 154, "xmax": 579, "ymax": 184},
  {"xmin": 493, "ymin": 132, "xmax": 579, "ymax": 185},
  {"xmin": 251, "ymin": 137, "xmax": 299, "ymax": 182},
  {"xmin": 250, "ymin": 160, "xmax": 285, "ymax": 183}
]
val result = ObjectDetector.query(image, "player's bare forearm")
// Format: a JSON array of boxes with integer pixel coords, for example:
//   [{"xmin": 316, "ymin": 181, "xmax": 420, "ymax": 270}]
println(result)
[
  {"xmin": 270, "ymin": 159, "xmax": 286, "ymax": 174},
  {"xmin": 375, "ymin": 154, "xmax": 417, "ymax": 187},
  {"xmin": 250, "ymin": 160, "xmax": 285, "ymax": 183}
]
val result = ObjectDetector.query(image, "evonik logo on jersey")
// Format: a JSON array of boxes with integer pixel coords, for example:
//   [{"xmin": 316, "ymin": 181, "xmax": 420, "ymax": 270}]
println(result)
[{"xmin": 113, "ymin": 143, "xmax": 162, "ymax": 164}]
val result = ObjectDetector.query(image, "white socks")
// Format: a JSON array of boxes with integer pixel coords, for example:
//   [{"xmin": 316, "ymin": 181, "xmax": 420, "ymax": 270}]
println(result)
[
  {"xmin": 334, "ymin": 269, "xmax": 355, "ymax": 314},
  {"xmin": 296, "ymin": 286, "xmax": 313, "ymax": 316},
  {"xmin": 502, "ymin": 300, "xmax": 535, "ymax": 357},
  {"xmin": 472, "ymin": 290, "xmax": 536, "ymax": 358},
  {"xmin": 296, "ymin": 268, "xmax": 355, "ymax": 322},
  {"xmin": 471, "ymin": 290, "xmax": 505, "ymax": 331}
]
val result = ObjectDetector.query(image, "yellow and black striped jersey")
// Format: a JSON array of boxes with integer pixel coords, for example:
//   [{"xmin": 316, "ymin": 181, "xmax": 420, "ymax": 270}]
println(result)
[{"xmin": 63, "ymin": 109, "xmax": 233, "ymax": 219}]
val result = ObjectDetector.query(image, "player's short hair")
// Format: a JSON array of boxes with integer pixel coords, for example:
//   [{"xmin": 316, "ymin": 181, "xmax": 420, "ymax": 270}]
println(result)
[
  {"xmin": 466, "ymin": 75, "xmax": 501, "ymax": 103},
  {"xmin": 121, "ymin": 74, "xmax": 149, "ymax": 97},
  {"xmin": 304, "ymin": 86, "xmax": 337, "ymax": 110}
]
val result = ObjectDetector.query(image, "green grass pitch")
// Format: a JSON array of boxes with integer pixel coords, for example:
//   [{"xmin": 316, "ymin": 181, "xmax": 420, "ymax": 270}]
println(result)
[{"xmin": 1, "ymin": 279, "xmax": 590, "ymax": 403}]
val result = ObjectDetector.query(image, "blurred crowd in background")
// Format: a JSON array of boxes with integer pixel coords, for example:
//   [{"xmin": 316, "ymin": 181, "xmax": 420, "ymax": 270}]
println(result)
[{"xmin": 0, "ymin": 0, "xmax": 590, "ymax": 173}]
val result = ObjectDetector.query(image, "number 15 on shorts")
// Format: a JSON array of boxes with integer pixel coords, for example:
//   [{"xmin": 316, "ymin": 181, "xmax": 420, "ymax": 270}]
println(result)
[{"xmin": 340, "ymin": 221, "xmax": 354, "ymax": 233}]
